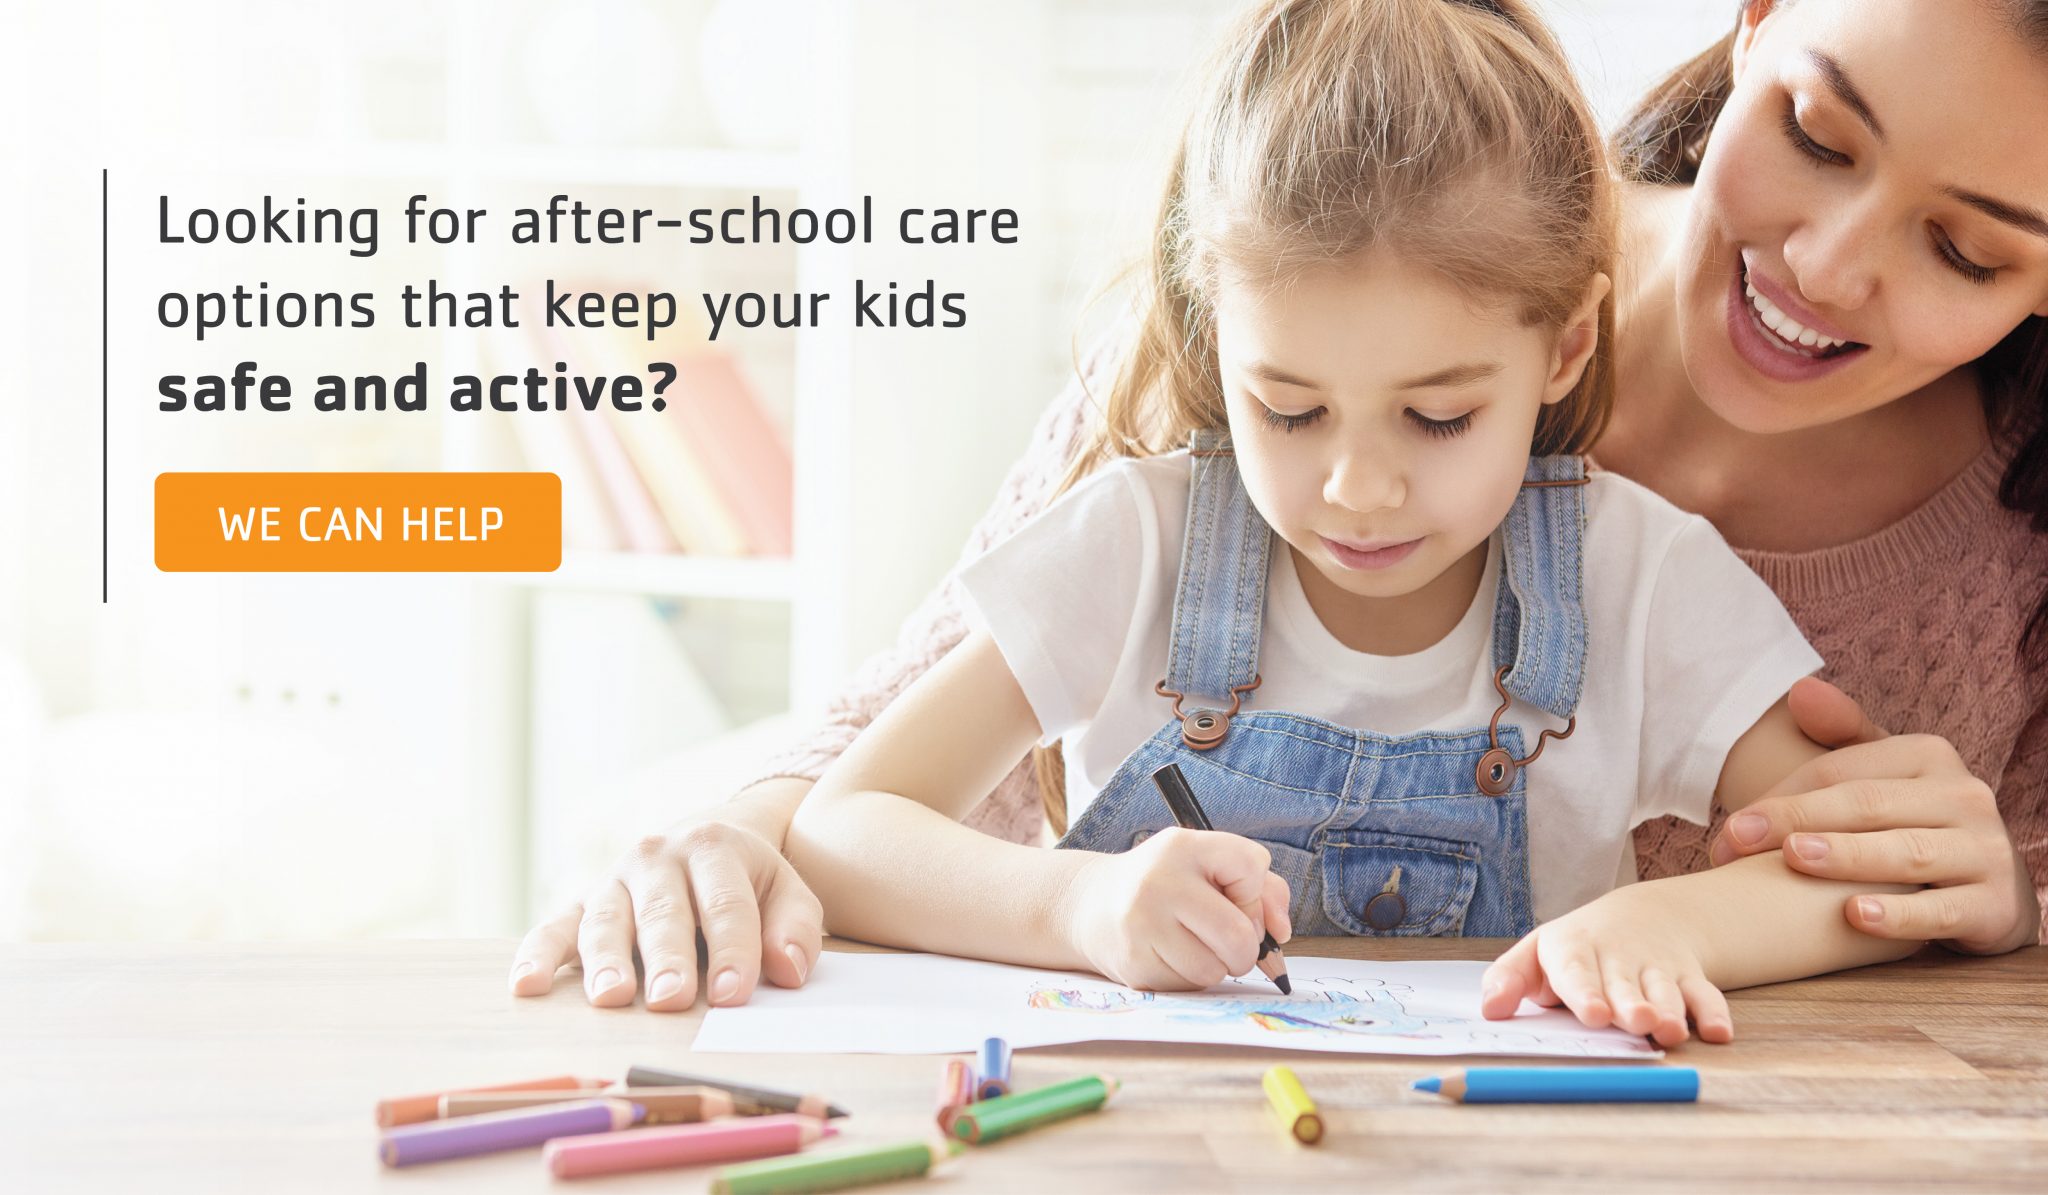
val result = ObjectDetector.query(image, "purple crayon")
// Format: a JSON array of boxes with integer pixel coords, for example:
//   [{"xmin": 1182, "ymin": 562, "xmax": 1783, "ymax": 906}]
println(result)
[{"xmin": 378, "ymin": 1098, "xmax": 642, "ymax": 1167}]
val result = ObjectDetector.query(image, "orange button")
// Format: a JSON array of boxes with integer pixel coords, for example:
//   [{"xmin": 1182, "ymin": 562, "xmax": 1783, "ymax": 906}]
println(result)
[{"xmin": 156, "ymin": 472, "xmax": 561, "ymax": 572}]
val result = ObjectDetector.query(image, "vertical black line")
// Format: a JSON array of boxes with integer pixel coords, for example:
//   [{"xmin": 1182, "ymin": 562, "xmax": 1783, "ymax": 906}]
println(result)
[{"xmin": 102, "ymin": 167, "xmax": 108, "ymax": 604}]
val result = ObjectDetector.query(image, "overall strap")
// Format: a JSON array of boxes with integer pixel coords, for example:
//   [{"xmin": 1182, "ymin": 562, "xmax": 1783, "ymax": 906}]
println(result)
[
  {"xmin": 1489, "ymin": 453, "xmax": 1590, "ymax": 720},
  {"xmin": 1160, "ymin": 431, "xmax": 1271, "ymax": 735}
]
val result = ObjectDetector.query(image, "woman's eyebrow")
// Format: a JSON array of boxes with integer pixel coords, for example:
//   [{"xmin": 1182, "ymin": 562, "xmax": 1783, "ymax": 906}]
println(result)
[
  {"xmin": 1944, "ymin": 188, "xmax": 2048, "ymax": 242},
  {"xmin": 1807, "ymin": 50, "xmax": 2048, "ymax": 243},
  {"xmin": 1810, "ymin": 50, "xmax": 1884, "ymax": 141}
]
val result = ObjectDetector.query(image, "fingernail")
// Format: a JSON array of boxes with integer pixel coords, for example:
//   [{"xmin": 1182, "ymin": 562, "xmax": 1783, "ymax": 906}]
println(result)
[
  {"xmin": 512, "ymin": 961, "xmax": 535, "ymax": 980},
  {"xmin": 1731, "ymin": 813, "xmax": 1767, "ymax": 845},
  {"xmin": 590, "ymin": 967, "xmax": 621, "ymax": 994},
  {"xmin": 784, "ymin": 943, "xmax": 810, "ymax": 984},
  {"xmin": 1855, "ymin": 897, "xmax": 1884, "ymax": 925},
  {"xmin": 1482, "ymin": 979, "xmax": 1505, "ymax": 1003},
  {"xmin": 709, "ymin": 968, "xmax": 741, "ymax": 1005},
  {"xmin": 648, "ymin": 971, "xmax": 683, "ymax": 1003},
  {"xmin": 1790, "ymin": 834, "xmax": 1829, "ymax": 862}
]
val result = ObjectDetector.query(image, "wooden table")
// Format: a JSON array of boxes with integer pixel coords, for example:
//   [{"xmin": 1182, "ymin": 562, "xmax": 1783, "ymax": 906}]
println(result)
[{"xmin": 4, "ymin": 939, "xmax": 2044, "ymax": 1192}]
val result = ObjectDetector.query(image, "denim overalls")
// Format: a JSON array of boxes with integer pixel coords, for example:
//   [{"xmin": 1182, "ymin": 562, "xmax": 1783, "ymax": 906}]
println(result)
[{"xmin": 1055, "ymin": 431, "xmax": 1588, "ymax": 938}]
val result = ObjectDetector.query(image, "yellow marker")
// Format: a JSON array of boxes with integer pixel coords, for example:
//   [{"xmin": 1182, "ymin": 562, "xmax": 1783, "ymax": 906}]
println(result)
[{"xmin": 1263, "ymin": 1066, "xmax": 1323, "ymax": 1144}]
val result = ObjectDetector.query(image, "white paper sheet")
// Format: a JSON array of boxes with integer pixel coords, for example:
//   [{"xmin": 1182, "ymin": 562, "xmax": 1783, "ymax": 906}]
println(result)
[{"xmin": 692, "ymin": 952, "xmax": 1660, "ymax": 1059}]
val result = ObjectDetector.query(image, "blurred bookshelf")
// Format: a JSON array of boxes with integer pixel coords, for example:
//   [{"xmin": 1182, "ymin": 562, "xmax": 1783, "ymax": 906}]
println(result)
[
  {"xmin": 153, "ymin": 0, "xmax": 1195, "ymax": 935},
  {"xmin": 440, "ymin": 0, "xmax": 855, "ymax": 926},
  {"xmin": 197, "ymin": 0, "xmax": 859, "ymax": 929}
]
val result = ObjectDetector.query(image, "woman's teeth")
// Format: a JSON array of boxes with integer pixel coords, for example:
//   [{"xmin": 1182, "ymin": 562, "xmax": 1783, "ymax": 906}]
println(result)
[{"xmin": 1744, "ymin": 280, "xmax": 1850, "ymax": 354}]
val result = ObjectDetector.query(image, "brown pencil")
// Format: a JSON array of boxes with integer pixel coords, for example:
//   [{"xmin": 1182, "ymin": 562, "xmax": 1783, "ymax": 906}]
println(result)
[
  {"xmin": 442, "ymin": 1086, "xmax": 736, "ymax": 1123},
  {"xmin": 376, "ymin": 1075, "xmax": 612, "ymax": 1127},
  {"xmin": 628, "ymin": 1065, "xmax": 849, "ymax": 1119}
]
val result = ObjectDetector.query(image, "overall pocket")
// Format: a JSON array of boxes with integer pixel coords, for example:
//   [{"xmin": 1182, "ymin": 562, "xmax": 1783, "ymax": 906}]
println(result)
[{"xmin": 1318, "ymin": 828, "xmax": 1480, "ymax": 937}]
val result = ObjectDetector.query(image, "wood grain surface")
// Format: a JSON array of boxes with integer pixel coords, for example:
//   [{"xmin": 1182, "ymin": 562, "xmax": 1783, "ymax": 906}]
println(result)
[{"xmin": 3, "ymin": 938, "xmax": 2042, "ymax": 1192}]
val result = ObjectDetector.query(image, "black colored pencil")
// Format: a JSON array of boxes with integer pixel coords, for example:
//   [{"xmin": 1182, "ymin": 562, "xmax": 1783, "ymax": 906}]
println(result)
[{"xmin": 1150, "ymin": 763, "xmax": 1292, "ymax": 994}]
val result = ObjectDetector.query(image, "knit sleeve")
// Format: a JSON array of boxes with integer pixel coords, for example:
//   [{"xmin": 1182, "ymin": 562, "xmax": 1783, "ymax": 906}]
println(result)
[
  {"xmin": 2001, "ymin": 698, "xmax": 2048, "ymax": 945},
  {"xmin": 735, "ymin": 331, "xmax": 1118, "ymax": 843}
]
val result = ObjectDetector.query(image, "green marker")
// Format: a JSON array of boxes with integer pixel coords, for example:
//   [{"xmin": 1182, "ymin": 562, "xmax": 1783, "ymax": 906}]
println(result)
[
  {"xmin": 710, "ymin": 1138, "xmax": 959, "ymax": 1194},
  {"xmin": 950, "ymin": 1074, "xmax": 1119, "ymax": 1144}
]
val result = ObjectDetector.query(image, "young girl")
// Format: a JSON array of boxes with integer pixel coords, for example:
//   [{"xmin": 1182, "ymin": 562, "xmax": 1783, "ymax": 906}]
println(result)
[{"xmin": 786, "ymin": 0, "xmax": 1917, "ymax": 1046}]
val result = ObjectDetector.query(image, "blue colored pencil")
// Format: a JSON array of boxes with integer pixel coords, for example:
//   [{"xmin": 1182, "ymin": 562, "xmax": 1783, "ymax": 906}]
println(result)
[
  {"xmin": 1412, "ymin": 1067, "xmax": 1698, "ymax": 1104},
  {"xmin": 976, "ymin": 1037, "xmax": 1013, "ymax": 1100}
]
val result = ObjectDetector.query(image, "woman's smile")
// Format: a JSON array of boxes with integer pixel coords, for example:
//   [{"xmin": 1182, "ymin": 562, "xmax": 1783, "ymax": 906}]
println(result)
[{"xmin": 1723, "ymin": 250, "xmax": 1870, "ymax": 384}]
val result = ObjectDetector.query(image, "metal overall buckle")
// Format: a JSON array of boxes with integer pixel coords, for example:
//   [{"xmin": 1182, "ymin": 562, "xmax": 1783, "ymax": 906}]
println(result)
[
  {"xmin": 1155, "ymin": 675, "xmax": 1262, "ymax": 750},
  {"xmin": 1476, "ymin": 665, "xmax": 1576, "ymax": 796}
]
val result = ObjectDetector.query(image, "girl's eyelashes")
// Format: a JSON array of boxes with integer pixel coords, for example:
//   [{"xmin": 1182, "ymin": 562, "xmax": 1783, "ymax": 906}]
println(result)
[
  {"xmin": 1781, "ymin": 96, "xmax": 2000, "ymax": 285},
  {"xmin": 1407, "ymin": 409, "xmax": 1473, "ymax": 439},
  {"xmin": 1259, "ymin": 402, "xmax": 1326, "ymax": 432},
  {"xmin": 1256, "ymin": 400, "xmax": 1474, "ymax": 438}
]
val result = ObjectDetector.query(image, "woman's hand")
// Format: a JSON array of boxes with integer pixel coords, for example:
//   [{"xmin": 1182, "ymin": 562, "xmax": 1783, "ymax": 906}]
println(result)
[
  {"xmin": 1062, "ymin": 828, "xmax": 1291, "ymax": 991},
  {"xmin": 1708, "ymin": 678, "xmax": 2039, "ymax": 955},
  {"xmin": 1479, "ymin": 883, "xmax": 1731, "ymax": 1046},
  {"xmin": 508, "ymin": 778, "xmax": 825, "ymax": 1011}
]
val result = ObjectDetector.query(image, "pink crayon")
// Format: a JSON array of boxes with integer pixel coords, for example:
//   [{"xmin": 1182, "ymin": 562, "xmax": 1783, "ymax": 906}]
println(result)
[
  {"xmin": 544, "ymin": 1113, "xmax": 836, "ymax": 1179},
  {"xmin": 379, "ymin": 1099, "xmax": 640, "ymax": 1167},
  {"xmin": 935, "ymin": 1058, "xmax": 976, "ymax": 1132}
]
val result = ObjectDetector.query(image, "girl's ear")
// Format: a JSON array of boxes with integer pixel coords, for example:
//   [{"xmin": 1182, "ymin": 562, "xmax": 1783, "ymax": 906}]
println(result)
[
  {"xmin": 1732, "ymin": 1, "xmax": 1780, "ymax": 84},
  {"xmin": 1541, "ymin": 273, "xmax": 1611, "ymax": 407}
]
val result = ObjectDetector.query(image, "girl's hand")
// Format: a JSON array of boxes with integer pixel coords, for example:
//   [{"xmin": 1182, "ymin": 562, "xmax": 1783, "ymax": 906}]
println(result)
[
  {"xmin": 1063, "ymin": 828, "xmax": 1291, "ymax": 991},
  {"xmin": 508, "ymin": 780, "xmax": 825, "ymax": 1011},
  {"xmin": 1709, "ymin": 678, "xmax": 2038, "ymax": 955},
  {"xmin": 1479, "ymin": 887, "xmax": 1733, "ymax": 1047}
]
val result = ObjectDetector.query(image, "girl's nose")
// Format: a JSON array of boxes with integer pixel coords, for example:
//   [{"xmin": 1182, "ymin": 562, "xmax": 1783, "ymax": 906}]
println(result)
[{"xmin": 1324, "ymin": 444, "xmax": 1405, "ymax": 514}]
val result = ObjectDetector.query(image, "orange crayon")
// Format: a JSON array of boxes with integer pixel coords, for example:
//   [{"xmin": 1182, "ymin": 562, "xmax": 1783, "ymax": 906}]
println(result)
[
  {"xmin": 375, "ymin": 1075, "xmax": 611, "ymax": 1127},
  {"xmin": 544, "ymin": 1113, "xmax": 836, "ymax": 1179}
]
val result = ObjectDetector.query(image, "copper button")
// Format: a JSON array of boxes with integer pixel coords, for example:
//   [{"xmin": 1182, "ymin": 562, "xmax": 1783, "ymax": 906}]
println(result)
[
  {"xmin": 1475, "ymin": 747, "xmax": 1516, "ymax": 796},
  {"xmin": 1364, "ymin": 891, "xmax": 1406, "ymax": 931},
  {"xmin": 1181, "ymin": 710, "xmax": 1227, "ymax": 750}
]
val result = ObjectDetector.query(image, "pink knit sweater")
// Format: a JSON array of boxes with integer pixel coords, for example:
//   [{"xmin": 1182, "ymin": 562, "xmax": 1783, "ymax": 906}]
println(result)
[{"xmin": 753, "ymin": 339, "xmax": 2048, "ymax": 939}]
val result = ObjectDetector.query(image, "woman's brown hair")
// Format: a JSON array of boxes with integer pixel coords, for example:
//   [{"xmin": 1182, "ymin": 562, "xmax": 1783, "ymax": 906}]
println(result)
[
  {"xmin": 1613, "ymin": 1, "xmax": 2048, "ymax": 669},
  {"xmin": 1034, "ymin": 0, "xmax": 1620, "ymax": 835}
]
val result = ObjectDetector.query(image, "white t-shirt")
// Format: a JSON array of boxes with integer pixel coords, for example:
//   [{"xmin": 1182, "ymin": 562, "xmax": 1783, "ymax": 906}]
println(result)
[{"xmin": 959, "ymin": 451, "xmax": 1822, "ymax": 921}]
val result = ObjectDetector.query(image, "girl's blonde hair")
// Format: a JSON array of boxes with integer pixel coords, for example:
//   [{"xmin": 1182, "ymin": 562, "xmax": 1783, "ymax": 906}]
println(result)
[{"xmin": 1036, "ymin": 0, "xmax": 1620, "ymax": 834}]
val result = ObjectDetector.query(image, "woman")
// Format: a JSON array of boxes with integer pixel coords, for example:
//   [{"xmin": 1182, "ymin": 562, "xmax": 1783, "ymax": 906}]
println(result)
[{"xmin": 513, "ymin": 0, "xmax": 2046, "ymax": 1011}]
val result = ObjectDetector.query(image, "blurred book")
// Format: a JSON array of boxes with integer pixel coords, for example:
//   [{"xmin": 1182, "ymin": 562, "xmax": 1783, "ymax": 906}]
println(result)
[
  {"xmin": 665, "ymin": 352, "xmax": 794, "ymax": 557},
  {"xmin": 533, "ymin": 319, "xmax": 682, "ymax": 554},
  {"xmin": 572, "ymin": 406, "xmax": 682, "ymax": 554},
  {"xmin": 529, "ymin": 278, "xmax": 796, "ymax": 559},
  {"xmin": 574, "ymin": 281, "xmax": 788, "ymax": 558},
  {"xmin": 483, "ymin": 324, "xmax": 624, "ymax": 553},
  {"xmin": 593, "ymin": 355, "xmax": 750, "ymax": 557}
]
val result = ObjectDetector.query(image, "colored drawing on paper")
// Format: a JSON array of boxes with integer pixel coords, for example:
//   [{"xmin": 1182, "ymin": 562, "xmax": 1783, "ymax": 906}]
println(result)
[
  {"xmin": 691, "ymin": 952, "xmax": 1664, "ymax": 1060},
  {"xmin": 1027, "ymin": 976, "xmax": 1441, "ymax": 1040}
]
